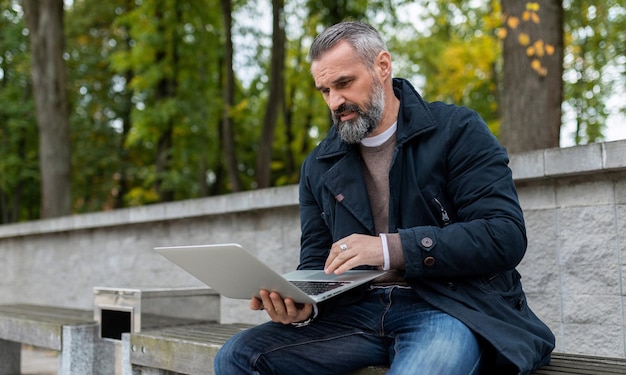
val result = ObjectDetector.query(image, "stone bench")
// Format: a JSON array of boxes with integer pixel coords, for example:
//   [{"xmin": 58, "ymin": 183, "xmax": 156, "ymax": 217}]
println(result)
[
  {"xmin": 122, "ymin": 322, "xmax": 626, "ymax": 374},
  {"xmin": 0, "ymin": 303, "xmax": 114, "ymax": 375}
]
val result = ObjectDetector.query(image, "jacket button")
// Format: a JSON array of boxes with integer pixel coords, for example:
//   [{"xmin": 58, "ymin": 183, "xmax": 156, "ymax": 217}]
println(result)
[
  {"xmin": 421, "ymin": 237, "xmax": 433, "ymax": 248},
  {"xmin": 424, "ymin": 256, "xmax": 436, "ymax": 267},
  {"xmin": 446, "ymin": 282, "xmax": 457, "ymax": 291}
]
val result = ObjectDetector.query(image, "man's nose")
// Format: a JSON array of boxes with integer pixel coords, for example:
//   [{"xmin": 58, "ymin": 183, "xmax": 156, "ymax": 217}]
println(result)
[{"xmin": 328, "ymin": 91, "xmax": 345, "ymax": 112}]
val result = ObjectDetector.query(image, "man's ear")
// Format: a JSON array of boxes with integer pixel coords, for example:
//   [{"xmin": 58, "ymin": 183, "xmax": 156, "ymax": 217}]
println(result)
[{"xmin": 376, "ymin": 50, "xmax": 392, "ymax": 80}]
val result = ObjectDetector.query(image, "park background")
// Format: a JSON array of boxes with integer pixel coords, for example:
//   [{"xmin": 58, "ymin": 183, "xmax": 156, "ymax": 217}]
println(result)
[
  {"xmin": 1, "ymin": 0, "xmax": 626, "ymax": 371},
  {"xmin": 1, "ymin": 0, "xmax": 625, "ymax": 223}
]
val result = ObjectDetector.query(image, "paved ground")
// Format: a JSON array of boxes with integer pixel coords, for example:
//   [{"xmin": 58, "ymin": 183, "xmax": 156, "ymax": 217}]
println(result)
[{"xmin": 21, "ymin": 346, "xmax": 57, "ymax": 375}]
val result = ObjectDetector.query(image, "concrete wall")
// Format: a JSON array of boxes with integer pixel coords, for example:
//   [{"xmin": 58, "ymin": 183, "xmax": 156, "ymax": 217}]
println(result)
[
  {"xmin": 511, "ymin": 140, "xmax": 626, "ymax": 358},
  {"xmin": 1, "ymin": 140, "xmax": 625, "ymax": 358}
]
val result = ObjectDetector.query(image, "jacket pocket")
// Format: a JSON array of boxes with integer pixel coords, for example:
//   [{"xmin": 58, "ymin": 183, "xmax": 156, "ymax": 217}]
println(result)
[{"xmin": 479, "ymin": 270, "xmax": 527, "ymax": 312}]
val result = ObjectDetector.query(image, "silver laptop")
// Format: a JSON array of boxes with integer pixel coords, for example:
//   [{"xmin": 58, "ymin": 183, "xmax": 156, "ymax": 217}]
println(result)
[{"xmin": 154, "ymin": 243, "xmax": 386, "ymax": 304}]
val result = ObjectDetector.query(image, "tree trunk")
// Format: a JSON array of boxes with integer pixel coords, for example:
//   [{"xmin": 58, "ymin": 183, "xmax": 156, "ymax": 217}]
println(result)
[
  {"xmin": 152, "ymin": 3, "xmax": 177, "ymax": 202},
  {"xmin": 219, "ymin": 0, "xmax": 241, "ymax": 192},
  {"xmin": 500, "ymin": 0, "xmax": 564, "ymax": 153},
  {"xmin": 22, "ymin": 0, "xmax": 72, "ymax": 218},
  {"xmin": 256, "ymin": 0, "xmax": 286, "ymax": 188},
  {"xmin": 114, "ymin": 0, "xmax": 135, "ymax": 209}
]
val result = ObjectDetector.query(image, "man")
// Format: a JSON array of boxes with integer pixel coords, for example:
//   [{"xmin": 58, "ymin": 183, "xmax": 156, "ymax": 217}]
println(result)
[{"xmin": 215, "ymin": 21, "xmax": 555, "ymax": 374}]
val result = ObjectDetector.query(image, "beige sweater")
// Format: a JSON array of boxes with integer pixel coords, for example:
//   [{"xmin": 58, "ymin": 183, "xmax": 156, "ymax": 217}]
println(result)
[{"xmin": 359, "ymin": 132, "xmax": 407, "ymax": 285}]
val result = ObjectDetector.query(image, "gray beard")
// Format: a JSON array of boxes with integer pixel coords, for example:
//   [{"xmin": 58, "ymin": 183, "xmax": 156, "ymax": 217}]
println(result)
[{"xmin": 333, "ymin": 82, "xmax": 385, "ymax": 144}]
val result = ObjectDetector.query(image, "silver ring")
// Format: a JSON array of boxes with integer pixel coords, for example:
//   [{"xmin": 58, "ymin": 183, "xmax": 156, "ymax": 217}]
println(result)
[{"xmin": 339, "ymin": 243, "xmax": 348, "ymax": 252}]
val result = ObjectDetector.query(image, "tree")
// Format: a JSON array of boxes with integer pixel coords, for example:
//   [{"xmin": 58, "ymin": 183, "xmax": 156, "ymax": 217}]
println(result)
[
  {"xmin": 2, "ymin": 0, "xmax": 625, "ymax": 222},
  {"xmin": 110, "ymin": 0, "xmax": 229, "ymax": 203},
  {"xmin": 398, "ymin": 1, "xmax": 501, "ymax": 133},
  {"xmin": 219, "ymin": 0, "xmax": 242, "ymax": 192},
  {"xmin": 0, "ymin": 0, "xmax": 39, "ymax": 223},
  {"xmin": 64, "ymin": 0, "xmax": 136, "ymax": 212},
  {"xmin": 499, "ymin": 0, "xmax": 564, "ymax": 153},
  {"xmin": 562, "ymin": 0, "xmax": 625, "ymax": 144},
  {"xmin": 22, "ymin": 0, "xmax": 72, "ymax": 218},
  {"xmin": 256, "ymin": 0, "xmax": 286, "ymax": 189}
]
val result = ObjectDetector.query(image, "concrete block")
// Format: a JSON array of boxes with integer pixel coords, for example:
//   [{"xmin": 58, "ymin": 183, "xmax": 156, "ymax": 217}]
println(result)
[
  {"xmin": 560, "ymin": 263, "xmax": 620, "ymax": 296},
  {"xmin": 603, "ymin": 141, "xmax": 626, "ymax": 170},
  {"xmin": 59, "ymin": 323, "xmax": 115, "ymax": 375},
  {"xmin": 545, "ymin": 143, "xmax": 603, "ymax": 177},
  {"xmin": 0, "ymin": 338, "xmax": 20, "ymax": 374},
  {"xmin": 525, "ymin": 293, "xmax": 560, "ymax": 326},
  {"xmin": 510, "ymin": 149, "xmax": 545, "ymax": 180},
  {"xmin": 121, "ymin": 333, "xmax": 132, "ymax": 375},
  {"xmin": 616, "ymin": 180, "xmax": 626, "ymax": 205},
  {"xmin": 518, "ymin": 209, "xmax": 559, "ymax": 294},
  {"xmin": 523, "ymin": 210, "xmax": 558, "ymax": 256},
  {"xmin": 518, "ymin": 185, "xmax": 556, "ymax": 210},
  {"xmin": 562, "ymin": 294, "xmax": 622, "ymax": 326},
  {"xmin": 557, "ymin": 206, "xmax": 617, "ymax": 265},
  {"xmin": 556, "ymin": 180, "xmax": 615, "ymax": 208},
  {"xmin": 561, "ymin": 323, "xmax": 624, "ymax": 357}
]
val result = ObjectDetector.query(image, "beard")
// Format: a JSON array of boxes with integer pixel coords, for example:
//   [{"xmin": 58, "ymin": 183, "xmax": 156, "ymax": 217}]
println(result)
[{"xmin": 332, "ymin": 79, "xmax": 385, "ymax": 144}]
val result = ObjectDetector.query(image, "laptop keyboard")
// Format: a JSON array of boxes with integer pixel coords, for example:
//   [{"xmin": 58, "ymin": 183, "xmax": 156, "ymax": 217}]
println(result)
[{"xmin": 290, "ymin": 281, "xmax": 351, "ymax": 296}]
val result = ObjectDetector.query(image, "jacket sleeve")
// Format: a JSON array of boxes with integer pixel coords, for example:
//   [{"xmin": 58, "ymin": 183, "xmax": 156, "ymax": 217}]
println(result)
[{"xmin": 400, "ymin": 106, "xmax": 527, "ymax": 279}]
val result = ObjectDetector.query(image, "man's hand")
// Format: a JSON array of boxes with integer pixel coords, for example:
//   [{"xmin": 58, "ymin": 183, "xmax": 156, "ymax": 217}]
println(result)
[
  {"xmin": 250, "ymin": 290, "xmax": 314, "ymax": 324},
  {"xmin": 324, "ymin": 233, "xmax": 384, "ymax": 275}
]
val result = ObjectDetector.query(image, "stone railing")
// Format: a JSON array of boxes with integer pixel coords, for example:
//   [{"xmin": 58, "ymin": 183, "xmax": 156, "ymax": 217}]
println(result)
[{"xmin": 0, "ymin": 140, "xmax": 625, "ymax": 357}]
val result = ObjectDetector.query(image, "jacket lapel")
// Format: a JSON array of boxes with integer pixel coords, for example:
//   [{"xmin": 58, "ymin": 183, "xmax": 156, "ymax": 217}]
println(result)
[{"xmin": 322, "ymin": 151, "xmax": 375, "ymax": 234}]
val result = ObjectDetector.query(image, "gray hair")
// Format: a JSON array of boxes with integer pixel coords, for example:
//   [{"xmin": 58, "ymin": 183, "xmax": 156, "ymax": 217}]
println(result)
[{"xmin": 309, "ymin": 21, "xmax": 388, "ymax": 69}]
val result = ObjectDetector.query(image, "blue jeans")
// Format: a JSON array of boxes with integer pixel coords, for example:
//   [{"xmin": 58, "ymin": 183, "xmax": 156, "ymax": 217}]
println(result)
[{"xmin": 214, "ymin": 286, "xmax": 484, "ymax": 375}]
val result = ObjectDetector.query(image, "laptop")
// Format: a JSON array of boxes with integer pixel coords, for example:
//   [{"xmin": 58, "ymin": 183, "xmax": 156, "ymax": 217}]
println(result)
[{"xmin": 154, "ymin": 243, "xmax": 386, "ymax": 304}]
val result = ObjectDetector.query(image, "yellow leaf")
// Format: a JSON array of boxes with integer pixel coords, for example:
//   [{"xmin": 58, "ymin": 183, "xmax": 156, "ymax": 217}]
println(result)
[
  {"xmin": 526, "ymin": 46, "xmax": 535, "ymax": 56},
  {"xmin": 507, "ymin": 16, "xmax": 520, "ymax": 29},
  {"xmin": 534, "ymin": 40, "xmax": 545, "ymax": 56},
  {"xmin": 522, "ymin": 11, "xmax": 530, "ymax": 22},
  {"xmin": 518, "ymin": 33, "xmax": 530, "ymax": 46},
  {"xmin": 77, "ymin": 35, "xmax": 89, "ymax": 46},
  {"xmin": 545, "ymin": 44, "xmax": 555, "ymax": 55},
  {"xmin": 527, "ymin": 2, "xmax": 540, "ymax": 12},
  {"xmin": 531, "ymin": 59, "xmax": 542, "ymax": 71},
  {"xmin": 531, "ymin": 13, "xmax": 540, "ymax": 24},
  {"xmin": 496, "ymin": 27, "xmax": 508, "ymax": 39}
]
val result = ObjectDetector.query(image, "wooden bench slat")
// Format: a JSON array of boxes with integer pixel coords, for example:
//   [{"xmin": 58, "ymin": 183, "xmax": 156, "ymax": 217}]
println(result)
[
  {"xmin": 0, "ymin": 304, "xmax": 96, "ymax": 350},
  {"xmin": 129, "ymin": 323, "xmax": 253, "ymax": 374},
  {"xmin": 532, "ymin": 353, "xmax": 626, "ymax": 375},
  {"xmin": 0, "ymin": 304, "xmax": 94, "ymax": 325},
  {"xmin": 127, "ymin": 322, "xmax": 626, "ymax": 375},
  {"xmin": 0, "ymin": 304, "xmax": 114, "ymax": 374},
  {"xmin": 139, "ymin": 313, "xmax": 214, "ymax": 331}
]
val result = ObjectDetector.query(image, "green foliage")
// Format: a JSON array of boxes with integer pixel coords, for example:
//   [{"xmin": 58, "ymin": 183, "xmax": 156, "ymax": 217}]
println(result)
[
  {"xmin": 1, "ymin": 0, "xmax": 624, "ymax": 222},
  {"xmin": 0, "ymin": 0, "xmax": 40, "ymax": 221},
  {"xmin": 562, "ymin": 0, "xmax": 626, "ymax": 144},
  {"xmin": 392, "ymin": 0, "xmax": 501, "ymax": 134}
]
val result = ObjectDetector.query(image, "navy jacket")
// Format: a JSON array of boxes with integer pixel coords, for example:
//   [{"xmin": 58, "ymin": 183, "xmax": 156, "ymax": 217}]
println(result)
[{"xmin": 298, "ymin": 78, "xmax": 555, "ymax": 374}]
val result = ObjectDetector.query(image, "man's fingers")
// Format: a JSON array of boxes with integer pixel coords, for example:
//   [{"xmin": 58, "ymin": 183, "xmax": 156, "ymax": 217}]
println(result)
[
  {"xmin": 325, "ymin": 249, "xmax": 357, "ymax": 274},
  {"xmin": 249, "ymin": 296, "xmax": 263, "ymax": 310}
]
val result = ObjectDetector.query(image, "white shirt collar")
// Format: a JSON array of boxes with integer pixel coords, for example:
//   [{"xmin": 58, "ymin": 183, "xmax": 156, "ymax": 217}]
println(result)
[{"xmin": 360, "ymin": 122, "xmax": 397, "ymax": 147}]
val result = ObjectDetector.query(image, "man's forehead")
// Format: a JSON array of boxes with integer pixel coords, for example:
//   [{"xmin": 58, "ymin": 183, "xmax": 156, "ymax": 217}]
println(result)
[{"xmin": 311, "ymin": 43, "xmax": 365, "ymax": 83}]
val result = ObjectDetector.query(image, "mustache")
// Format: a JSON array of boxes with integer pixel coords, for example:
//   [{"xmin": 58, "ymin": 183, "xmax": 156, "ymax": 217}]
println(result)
[{"xmin": 333, "ymin": 103, "xmax": 363, "ymax": 119}]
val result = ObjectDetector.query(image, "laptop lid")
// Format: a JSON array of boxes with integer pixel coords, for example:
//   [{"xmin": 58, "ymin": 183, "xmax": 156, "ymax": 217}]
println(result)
[{"xmin": 154, "ymin": 243, "xmax": 385, "ymax": 304}]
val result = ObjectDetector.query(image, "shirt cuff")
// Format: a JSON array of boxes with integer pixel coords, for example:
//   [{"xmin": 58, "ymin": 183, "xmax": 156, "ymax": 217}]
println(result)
[{"xmin": 380, "ymin": 233, "xmax": 390, "ymax": 271}]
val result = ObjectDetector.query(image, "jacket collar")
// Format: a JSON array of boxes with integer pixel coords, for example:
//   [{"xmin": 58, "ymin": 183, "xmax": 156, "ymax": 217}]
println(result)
[{"xmin": 316, "ymin": 78, "xmax": 438, "ymax": 160}]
